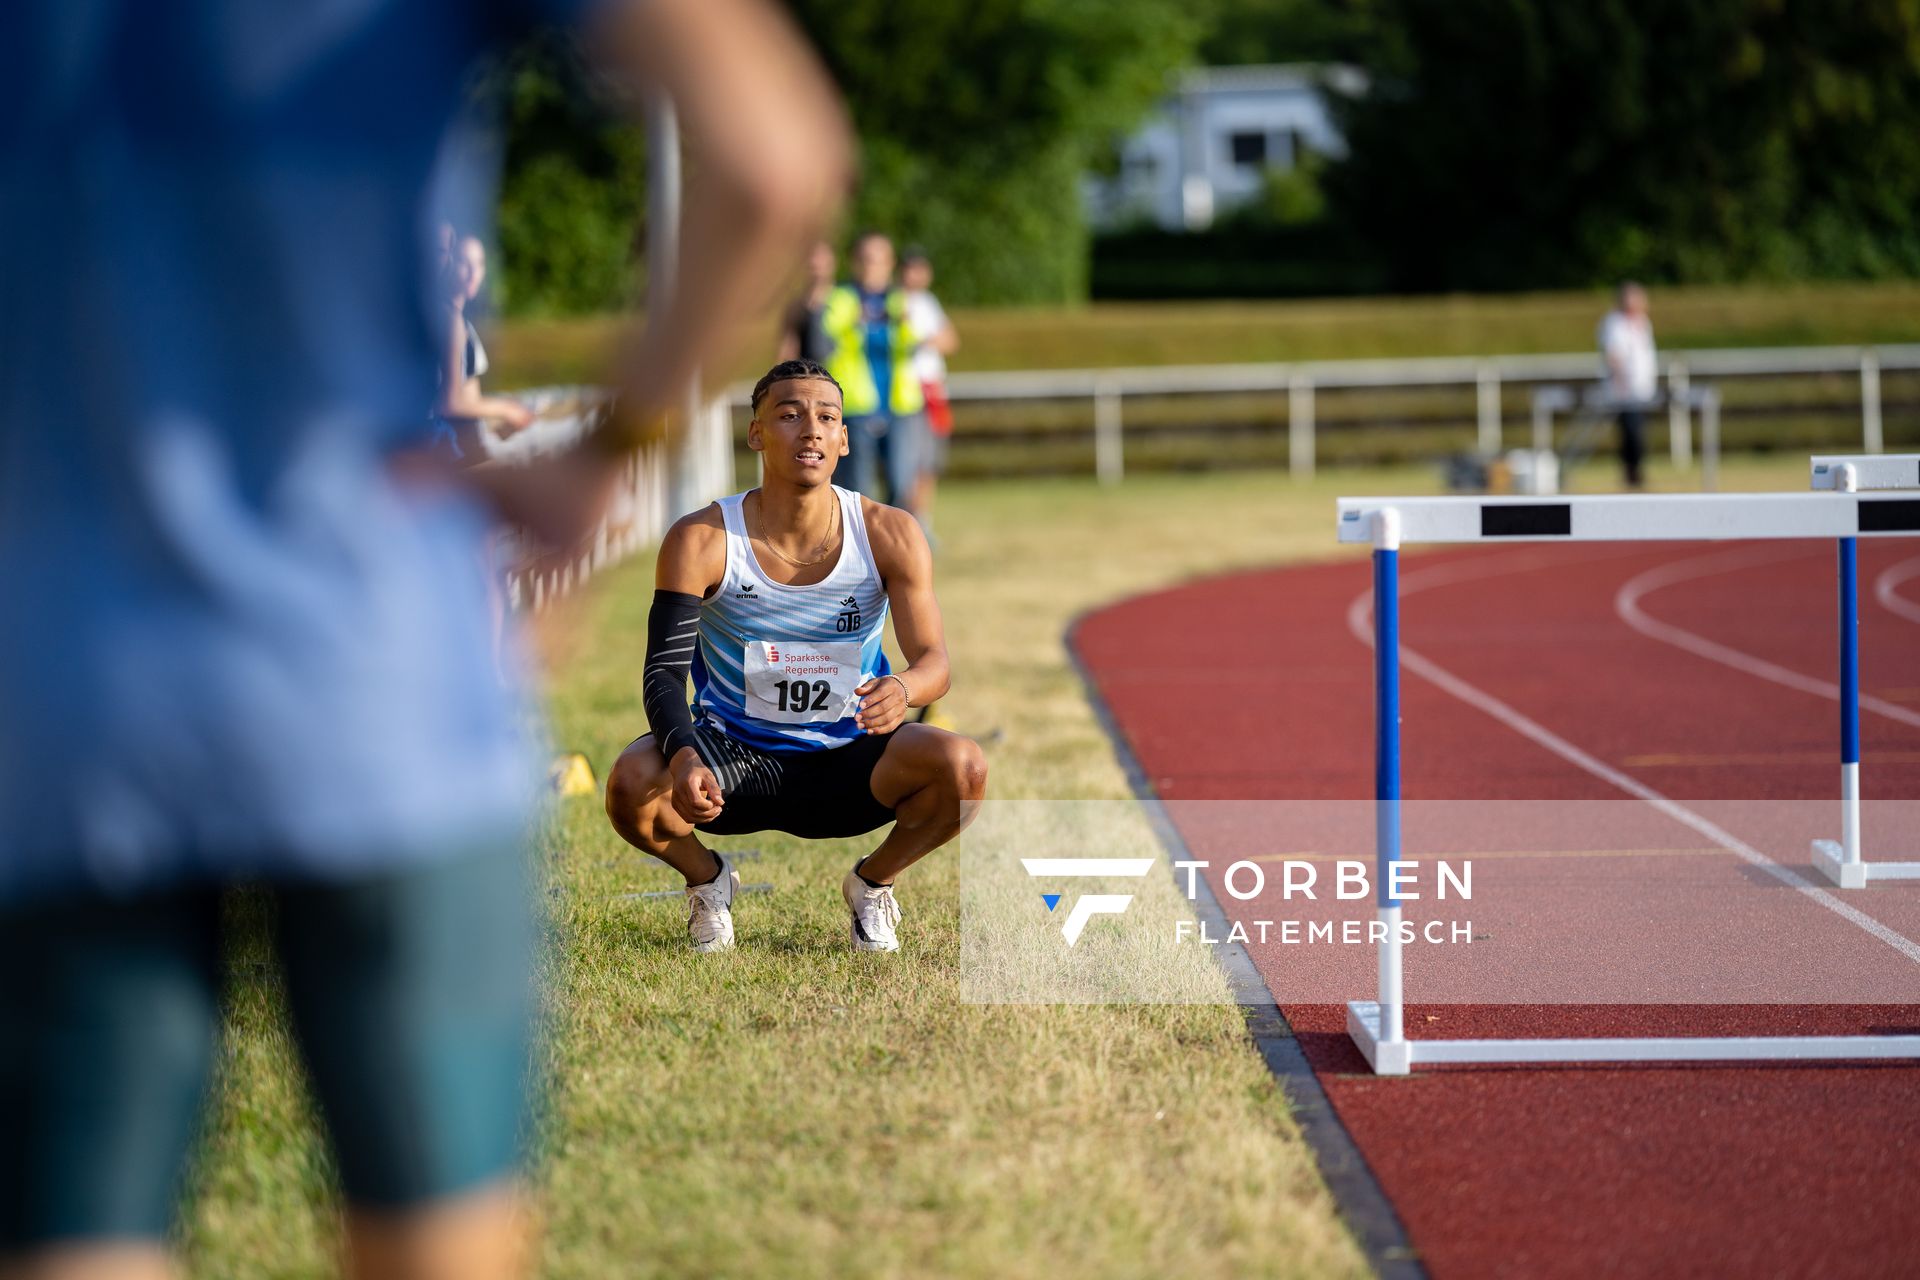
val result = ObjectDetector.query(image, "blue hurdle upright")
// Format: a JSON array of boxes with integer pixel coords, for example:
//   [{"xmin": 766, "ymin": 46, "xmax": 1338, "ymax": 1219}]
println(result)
[
  {"xmin": 1338, "ymin": 489, "xmax": 1920, "ymax": 1075},
  {"xmin": 1809, "ymin": 455, "xmax": 1920, "ymax": 888}
]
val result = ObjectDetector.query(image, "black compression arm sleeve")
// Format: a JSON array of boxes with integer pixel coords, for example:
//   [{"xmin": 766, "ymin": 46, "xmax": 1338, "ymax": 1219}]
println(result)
[{"xmin": 643, "ymin": 590, "xmax": 705, "ymax": 766}]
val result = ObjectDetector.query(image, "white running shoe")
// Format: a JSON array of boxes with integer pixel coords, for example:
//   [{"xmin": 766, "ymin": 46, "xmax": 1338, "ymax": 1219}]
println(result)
[
  {"xmin": 841, "ymin": 863, "xmax": 902, "ymax": 952},
  {"xmin": 686, "ymin": 853, "xmax": 740, "ymax": 953}
]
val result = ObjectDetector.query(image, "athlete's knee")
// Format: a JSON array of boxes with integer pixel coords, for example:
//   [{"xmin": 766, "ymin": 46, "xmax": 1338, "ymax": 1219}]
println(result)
[
  {"xmin": 605, "ymin": 738, "xmax": 673, "ymax": 849},
  {"xmin": 945, "ymin": 735, "xmax": 988, "ymax": 801},
  {"xmin": 919, "ymin": 731, "xmax": 986, "ymax": 810}
]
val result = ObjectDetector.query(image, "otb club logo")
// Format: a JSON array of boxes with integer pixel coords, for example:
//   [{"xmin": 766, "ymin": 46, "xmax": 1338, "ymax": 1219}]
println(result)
[
  {"xmin": 1021, "ymin": 858, "xmax": 1155, "ymax": 946},
  {"xmin": 836, "ymin": 594, "xmax": 861, "ymax": 633}
]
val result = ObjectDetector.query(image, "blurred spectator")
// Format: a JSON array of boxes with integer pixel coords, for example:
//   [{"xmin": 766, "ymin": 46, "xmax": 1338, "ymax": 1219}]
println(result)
[
  {"xmin": 1598, "ymin": 281, "xmax": 1658, "ymax": 489},
  {"xmin": 821, "ymin": 231, "xmax": 928, "ymax": 511},
  {"xmin": 776, "ymin": 239, "xmax": 838, "ymax": 364},
  {"xmin": 0, "ymin": 2, "xmax": 847, "ymax": 1279},
  {"xmin": 901, "ymin": 247, "xmax": 958, "ymax": 528},
  {"xmin": 429, "ymin": 232, "xmax": 529, "ymax": 681},
  {"xmin": 432, "ymin": 232, "xmax": 535, "ymax": 462}
]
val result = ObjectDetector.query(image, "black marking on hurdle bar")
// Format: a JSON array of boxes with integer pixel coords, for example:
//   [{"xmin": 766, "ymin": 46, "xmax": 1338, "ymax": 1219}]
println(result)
[
  {"xmin": 1858, "ymin": 498, "xmax": 1920, "ymax": 533},
  {"xmin": 1065, "ymin": 616, "xmax": 1427, "ymax": 1280},
  {"xmin": 1481, "ymin": 503, "xmax": 1572, "ymax": 537}
]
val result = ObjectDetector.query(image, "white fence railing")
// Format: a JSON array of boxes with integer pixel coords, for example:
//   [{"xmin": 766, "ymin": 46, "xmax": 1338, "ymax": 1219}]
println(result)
[
  {"xmin": 1528, "ymin": 384, "xmax": 1726, "ymax": 493},
  {"xmin": 726, "ymin": 343, "xmax": 1920, "ymax": 484},
  {"xmin": 490, "ymin": 387, "xmax": 734, "ymax": 611}
]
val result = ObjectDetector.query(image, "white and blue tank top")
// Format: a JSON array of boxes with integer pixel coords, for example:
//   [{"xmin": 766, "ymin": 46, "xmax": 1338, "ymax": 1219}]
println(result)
[{"xmin": 692, "ymin": 486, "xmax": 892, "ymax": 753}]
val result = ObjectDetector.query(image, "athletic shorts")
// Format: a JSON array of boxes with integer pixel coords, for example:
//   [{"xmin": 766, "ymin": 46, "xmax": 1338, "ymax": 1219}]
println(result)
[
  {"xmin": 0, "ymin": 842, "xmax": 535, "ymax": 1249},
  {"xmin": 685, "ymin": 724, "xmax": 898, "ymax": 841}
]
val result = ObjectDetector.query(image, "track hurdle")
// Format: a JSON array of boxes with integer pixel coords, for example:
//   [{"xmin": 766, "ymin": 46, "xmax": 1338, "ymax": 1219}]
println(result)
[
  {"xmin": 1807, "ymin": 456, "xmax": 1920, "ymax": 888},
  {"xmin": 1811, "ymin": 453, "xmax": 1920, "ymax": 492},
  {"xmin": 1336, "ymin": 490, "xmax": 1920, "ymax": 1074}
]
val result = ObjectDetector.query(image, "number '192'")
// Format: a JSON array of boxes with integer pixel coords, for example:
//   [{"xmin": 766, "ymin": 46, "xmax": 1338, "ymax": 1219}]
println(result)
[{"xmin": 773, "ymin": 679, "xmax": 833, "ymax": 713}]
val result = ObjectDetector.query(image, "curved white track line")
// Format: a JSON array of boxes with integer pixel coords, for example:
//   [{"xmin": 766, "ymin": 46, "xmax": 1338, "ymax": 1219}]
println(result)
[
  {"xmin": 1876, "ymin": 556, "xmax": 1920, "ymax": 628},
  {"xmin": 1615, "ymin": 547, "xmax": 1920, "ymax": 731},
  {"xmin": 1346, "ymin": 559, "xmax": 1920, "ymax": 966}
]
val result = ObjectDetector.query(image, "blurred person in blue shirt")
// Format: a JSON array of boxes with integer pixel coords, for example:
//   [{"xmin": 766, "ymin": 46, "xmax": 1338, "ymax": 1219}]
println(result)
[{"xmin": 0, "ymin": 2, "xmax": 848, "ymax": 1277}]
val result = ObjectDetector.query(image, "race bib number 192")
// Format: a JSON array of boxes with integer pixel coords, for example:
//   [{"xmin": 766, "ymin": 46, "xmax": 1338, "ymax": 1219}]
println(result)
[{"xmin": 742, "ymin": 639, "xmax": 863, "ymax": 724}]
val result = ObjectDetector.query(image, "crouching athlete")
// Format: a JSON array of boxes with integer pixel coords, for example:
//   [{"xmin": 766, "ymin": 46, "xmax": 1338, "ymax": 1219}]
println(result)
[{"xmin": 606, "ymin": 359, "xmax": 988, "ymax": 952}]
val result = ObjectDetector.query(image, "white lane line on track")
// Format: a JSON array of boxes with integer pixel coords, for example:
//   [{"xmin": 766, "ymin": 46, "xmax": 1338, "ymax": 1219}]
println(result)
[
  {"xmin": 1346, "ymin": 558, "xmax": 1920, "ymax": 967},
  {"xmin": 1877, "ymin": 556, "xmax": 1920, "ymax": 628},
  {"xmin": 1615, "ymin": 545, "xmax": 1920, "ymax": 730}
]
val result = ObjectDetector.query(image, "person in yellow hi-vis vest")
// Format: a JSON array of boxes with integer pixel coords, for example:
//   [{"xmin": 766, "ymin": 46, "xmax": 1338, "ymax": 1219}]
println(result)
[{"xmin": 820, "ymin": 231, "xmax": 928, "ymax": 514}]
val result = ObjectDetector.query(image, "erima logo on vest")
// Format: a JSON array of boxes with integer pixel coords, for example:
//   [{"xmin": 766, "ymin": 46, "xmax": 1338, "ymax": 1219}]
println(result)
[{"xmin": 736, "ymin": 582, "xmax": 757, "ymax": 599}]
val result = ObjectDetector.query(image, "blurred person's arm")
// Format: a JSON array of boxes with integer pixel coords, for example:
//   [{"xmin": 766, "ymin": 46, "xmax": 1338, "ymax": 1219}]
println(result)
[
  {"xmin": 438, "ymin": 307, "xmax": 535, "ymax": 432},
  {"xmin": 1599, "ymin": 314, "xmax": 1628, "ymax": 387},
  {"xmin": 589, "ymin": 0, "xmax": 850, "ymax": 450},
  {"xmin": 929, "ymin": 297, "xmax": 958, "ymax": 357},
  {"xmin": 477, "ymin": 0, "xmax": 849, "ymax": 547}
]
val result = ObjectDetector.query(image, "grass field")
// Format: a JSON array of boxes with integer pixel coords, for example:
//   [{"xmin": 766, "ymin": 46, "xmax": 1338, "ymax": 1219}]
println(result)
[
  {"xmin": 175, "ymin": 456, "xmax": 1815, "ymax": 1278},
  {"xmin": 489, "ymin": 281, "xmax": 1920, "ymax": 391}
]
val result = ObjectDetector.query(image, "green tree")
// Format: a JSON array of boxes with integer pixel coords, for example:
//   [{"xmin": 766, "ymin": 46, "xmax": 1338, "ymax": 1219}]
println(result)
[
  {"xmin": 1325, "ymin": 0, "xmax": 1920, "ymax": 291},
  {"xmin": 765, "ymin": 0, "xmax": 1207, "ymax": 304},
  {"xmin": 1198, "ymin": 0, "xmax": 1367, "ymax": 65},
  {"xmin": 487, "ymin": 2, "xmax": 1202, "ymax": 314},
  {"xmin": 491, "ymin": 32, "xmax": 651, "ymax": 317}
]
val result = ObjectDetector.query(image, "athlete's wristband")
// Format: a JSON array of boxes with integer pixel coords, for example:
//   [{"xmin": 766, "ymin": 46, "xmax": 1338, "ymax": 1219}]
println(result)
[{"xmin": 884, "ymin": 673, "xmax": 913, "ymax": 708}]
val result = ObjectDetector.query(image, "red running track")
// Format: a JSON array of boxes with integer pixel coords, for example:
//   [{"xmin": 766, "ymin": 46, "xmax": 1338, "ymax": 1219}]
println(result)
[{"xmin": 1073, "ymin": 540, "xmax": 1920, "ymax": 1279}]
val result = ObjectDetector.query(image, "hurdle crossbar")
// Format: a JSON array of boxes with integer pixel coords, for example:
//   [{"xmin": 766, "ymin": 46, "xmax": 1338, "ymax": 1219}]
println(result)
[
  {"xmin": 1337, "ymin": 491, "xmax": 1920, "ymax": 545},
  {"xmin": 1811, "ymin": 454, "xmax": 1920, "ymax": 492},
  {"xmin": 1806, "ymin": 461, "xmax": 1920, "ymax": 887},
  {"xmin": 1346, "ymin": 1004, "xmax": 1920, "ymax": 1070},
  {"xmin": 1343, "ymin": 491, "xmax": 1920, "ymax": 1075}
]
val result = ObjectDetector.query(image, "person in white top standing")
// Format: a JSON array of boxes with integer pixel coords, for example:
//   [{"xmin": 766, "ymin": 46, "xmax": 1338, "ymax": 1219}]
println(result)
[
  {"xmin": 1597, "ymin": 281, "xmax": 1659, "ymax": 489},
  {"xmin": 902, "ymin": 247, "xmax": 959, "ymax": 527}
]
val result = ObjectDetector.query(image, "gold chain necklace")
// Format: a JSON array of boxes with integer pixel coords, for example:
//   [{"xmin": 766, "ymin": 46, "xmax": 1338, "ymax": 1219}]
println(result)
[{"xmin": 751, "ymin": 491, "xmax": 841, "ymax": 568}]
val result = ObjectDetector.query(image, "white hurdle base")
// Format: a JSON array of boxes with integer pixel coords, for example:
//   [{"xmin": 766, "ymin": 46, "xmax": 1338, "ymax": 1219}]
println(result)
[
  {"xmin": 1811, "ymin": 839, "xmax": 1920, "ymax": 889},
  {"xmin": 1346, "ymin": 1001, "xmax": 1920, "ymax": 1075}
]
